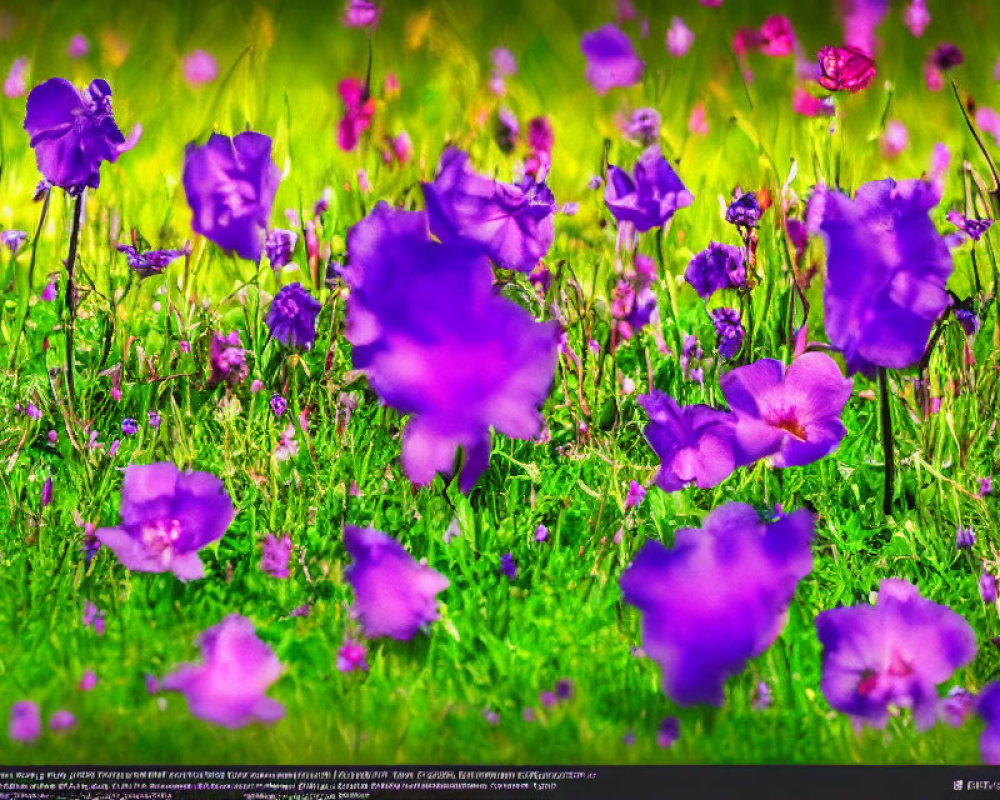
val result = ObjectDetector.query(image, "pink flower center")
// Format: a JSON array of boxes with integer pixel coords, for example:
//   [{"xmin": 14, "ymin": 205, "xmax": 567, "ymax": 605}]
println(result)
[
  {"xmin": 856, "ymin": 669, "xmax": 878, "ymax": 697},
  {"xmin": 141, "ymin": 518, "xmax": 182, "ymax": 564}
]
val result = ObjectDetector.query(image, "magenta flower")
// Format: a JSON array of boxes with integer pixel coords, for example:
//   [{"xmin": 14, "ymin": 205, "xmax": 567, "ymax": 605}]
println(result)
[
  {"xmin": 719, "ymin": 352, "xmax": 852, "ymax": 469},
  {"xmin": 266, "ymin": 282, "xmax": 322, "ymax": 349},
  {"xmin": 9, "ymin": 701, "xmax": 41, "ymax": 743},
  {"xmin": 841, "ymin": 0, "xmax": 888, "ymax": 55},
  {"xmin": 904, "ymin": 0, "xmax": 930, "ymax": 37},
  {"xmin": 946, "ymin": 212, "xmax": 993, "ymax": 243},
  {"xmin": 182, "ymin": 132, "xmax": 281, "ymax": 262},
  {"xmin": 880, "ymin": 120, "xmax": 909, "ymax": 159},
  {"xmin": 79, "ymin": 670, "xmax": 97, "ymax": 691},
  {"xmin": 344, "ymin": 203, "xmax": 556, "ymax": 491},
  {"xmin": 260, "ymin": 533, "xmax": 292, "ymax": 579},
  {"xmin": 580, "ymin": 24, "xmax": 644, "ymax": 94},
  {"xmin": 939, "ymin": 686, "xmax": 975, "ymax": 728},
  {"xmin": 95, "ymin": 462, "xmax": 235, "ymax": 581},
  {"xmin": 816, "ymin": 178, "xmax": 954, "ymax": 376},
  {"xmin": 816, "ymin": 578, "xmax": 976, "ymax": 730},
  {"xmin": 82, "ymin": 601, "xmax": 105, "ymax": 636},
  {"xmin": 24, "ymin": 78, "xmax": 136, "ymax": 192},
  {"xmin": 604, "ymin": 145, "xmax": 694, "ymax": 233},
  {"xmin": 621, "ymin": 502, "xmax": 815, "ymax": 705},
  {"xmin": 162, "ymin": 614, "xmax": 284, "ymax": 729},
  {"xmin": 758, "ymin": 15, "xmax": 796, "ymax": 57},
  {"xmin": 792, "ymin": 86, "xmax": 834, "ymax": 117},
  {"xmin": 182, "ymin": 50, "xmax": 218, "ymax": 86},
  {"xmin": 209, "ymin": 331, "xmax": 248, "ymax": 387},
  {"xmin": 638, "ymin": 392, "xmax": 736, "ymax": 492},
  {"xmin": 422, "ymin": 147, "xmax": 555, "ymax": 273},
  {"xmin": 4, "ymin": 56, "xmax": 27, "ymax": 98},
  {"xmin": 666, "ymin": 17, "xmax": 694, "ymax": 57},
  {"xmin": 817, "ymin": 46, "xmax": 876, "ymax": 93},
  {"xmin": 624, "ymin": 481, "xmax": 646, "ymax": 509},
  {"xmin": 342, "ymin": 0, "xmax": 381, "ymax": 29},
  {"xmin": 40, "ymin": 275, "xmax": 57, "ymax": 302},
  {"xmin": 344, "ymin": 526, "xmax": 449, "ymax": 640},
  {"xmin": 337, "ymin": 77, "xmax": 375, "ymax": 152},
  {"xmin": 117, "ymin": 244, "xmax": 187, "ymax": 279},
  {"xmin": 49, "ymin": 710, "xmax": 76, "ymax": 732},
  {"xmin": 337, "ymin": 639, "xmax": 369, "ymax": 673},
  {"xmin": 684, "ymin": 242, "xmax": 745, "ymax": 298},
  {"xmin": 68, "ymin": 34, "xmax": 89, "ymax": 58}
]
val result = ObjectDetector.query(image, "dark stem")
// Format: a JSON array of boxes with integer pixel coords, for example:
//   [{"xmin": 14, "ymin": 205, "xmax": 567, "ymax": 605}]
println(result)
[
  {"xmin": 64, "ymin": 192, "xmax": 85, "ymax": 409},
  {"xmin": 951, "ymin": 80, "xmax": 1000, "ymax": 212},
  {"xmin": 878, "ymin": 367, "xmax": 895, "ymax": 516}
]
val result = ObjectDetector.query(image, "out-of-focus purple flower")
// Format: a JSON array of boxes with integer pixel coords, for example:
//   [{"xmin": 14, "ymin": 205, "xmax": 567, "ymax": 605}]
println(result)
[
  {"xmin": 976, "ymin": 107, "xmax": 1000, "ymax": 149},
  {"xmin": 623, "ymin": 107, "xmax": 660, "ymax": 146},
  {"xmin": 344, "ymin": 525, "xmax": 449, "ymax": 640},
  {"xmin": 266, "ymin": 282, "xmax": 322, "ymax": 349},
  {"xmin": 162, "ymin": 614, "xmax": 284, "ymax": 728},
  {"xmin": 107, "ymin": 439, "xmax": 121, "ymax": 457},
  {"xmin": 145, "ymin": 673, "xmax": 159, "ymax": 694},
  {"xmin": 2, "ymin": 230, "xmax": 27, "ymax": 255},
  {"xmin": 666, "ymin": 17, "xmax": 694, "ymax": 57},
  {"xmin": 4, "ymin": 56, "xmax": 27, "ymax": 98},
  {"xmin": 535, "ymin": 524, "xmax": 549, "ymax": 542},
  {"xmin": 209, "ymin": 331, "xmax": 248, "ymax": 387},
  {"xmin": 753, "ymin": 681, "xmax": 773, "ymax": 710},
  {"xmin": 880, "ymin": 120, "xmax": 908, "ymax": 159},
  {"xmin": 710, "ymin": 307, "xmax": 745, "ymax": 361},
  {"xmin": 337, "ymin": 77, "xmax": 375, "ymax": 152},
  {"xmin": 290, "ymin": 603, "xmax": 311, "ymax": 618},
  {"xmin": 24, "ymin": 78, "xmax": 136, "ymax": 192},
  {"xmin": 342, "ymin": 0, "xmax": 381, "ymax": 29},
  {"xmin": 273, "ymin": 424, "xmax": 298, "ymax": 462},
  {"xmin": 9, "ymin": 701, "xmax": 41, "ymax": 743},
  {"xmin": 793, "ymin": 86, "xmax": 835, "ymax": 117},
  {"xmin": 638, "ymin": 392, "xmax": 736, "ymax": 492},
  {"xmin": 954, "ymin": 308, "xmax": 980, "ymax": 340},
  {"xmin": 39, "ymin": 473, "xmax": 52, "ymax": 509},
  {"xmin": 68, "ymin": 34, "xmax": 89, "ymax": 58},
  {"xmin": 624, "ymin": 481, "xmax": 646, "ymax": 509},
  {"xmin": 930, "ymin": 43, "xmax": 964, "ymax": 70},
  {"xmin": 904, "ymin": 0, "xmax": 930, "ymax": 37},
  {"xmin": 979, "ymin": 683, "xmax": 1000, "ymax": 763},
  {"xmin": 982, "ymin": 572, "xmax": 998, "ymax": 604},
  {"xmin": 47, "ymin": 429, "xmax": 58, "ymax": 444},
  {"xmin": 49, "ymin": 710, "xmax": 76, "ymax": 732},
  {"xmin": 483, "ymin": 708, "xmax": 500, "ymax": 725},
  {"xmin": 605, "ymin": 145, "xmax": 693, "ymax": 233},
  {"xmin": 720, "ymin": 353, "xmax": 852, "ymax": 468},
  {"xmin": 689, "ymin": 102, "xmax": 709, "ymax": 135},
  {"xmin": 946, "ymin": 212, "xmax": 993, "ymax": 244},
  {"xmin": 956, "ymin": 527, "xmax": 976, "ymax": 550},
  {"xmin": 82, "ymin": 523, "xmax": 101, "ymax": 568},
  {"xmin": 657, "ymin": 716, "xmax": 680, "ymax": 747},
  {"xmin": 816, "ymin": 578, "xmax": 976, "ymax": 730},
  {"xmin": 621, "ymin": 502, "xmax": 815, "ymax": 705},
  {"xmin": 423, "ymin": 147, "xmax": 555, "ymax": 273},
  {"xmin": 980, "ymin": 478, "xmax": 994, "ymax": 497},
  {"xmin": 147, "ymin": 411, "xmax": 161, "ymax": 430},
  {"xmin": 758, "ymin": 15, "xmax": 796, "ymax": 57},
  {"xmin": 117, "ymin": 244, "xmax": 186, "ymax": 279},
  {"xmin": 580, "ymin": 24, "xmax": 644, "ymax": 94},
  {"xmin": 79, "ymin": 670, "xmax": 97, "ymax": 691},
  {"xmin": 386, "ymin": 131, "xmax": 413, "ymax": 166},
  {"xmin": 337, "ymin": 639, "xmax": 369, "ymax": 673},
  {"xmin": 82, "ymin": 601, "xmax": 105, "ymax": 636},
  {"xmin": 527, "ymin": 116, "xmax": 554, "ymax": 155},
  {"xmin": 500, "ymin": 552, "xmax": 518, "ymax": 580},
  {"xmin": 182, "ymin": 50, "xmax": 218, "ymax": 87},
  {"xmin": 816, "ymin": 178, "xmax": 954, "ymax": 376},
  {"xmin": 495, "ymin": 107, "xmax": 519, "ymax": 153},
  {"xmin": 939, "ymin": 686, "xmax": 975, "ymax": 728},
  {"xmin": 684, "ymin": 242, "xmax": 745, "ymax": 299},
  {"xmin": 95, "ymin": 463, "xmax": 235, "ymax": 581},
  {"xmin": 726, "ymin": 191, "xmax": 761, "ymax": 230},
  {"xmin": 40, "ymin": 275, "xmax": 58, "ymax": 302},
  {"xmin": 260, "ymin": 533, "xmax": 292, "ymax": 579},
  {"xmin": 817, "ymin": 46, "xmax": 876, "ymax": 93},
  {"xmin": 491, "ymin": 47, "xmax": 517, "ymax": 76},
  {"xmin": 264, "ymin": 229, "xmax": 297, "ymax": 270},
  {"xmin": 554, "ymin": 678, "xmax": 574, "ymax": 700},
  {"xmin": 121, "ymin": 418, "xmax": 138, "ymax": 436},
  {"xmin": 183, "ymin": 132, "xmax": 280, "ymax": 262},
  {"xmin": 680, "ymin": 334, "xmax": 705, "ymax": 385},
  {"xmin": 344, "ymin": 203, "xmax": 556, "ymax": 491},
  {"xmin": 841, "ymin": 0, "xmax": 888, "ymax": 55},
  {"xmin": 270, "ymin": 394, "xmax": 287, "ymax": 417}
]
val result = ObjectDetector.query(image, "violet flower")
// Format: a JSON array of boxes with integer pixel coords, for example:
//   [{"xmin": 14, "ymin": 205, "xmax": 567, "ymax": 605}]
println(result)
[
  {"xmin": 710, "ymin": 307, "xmax": 745, "ymax": 360},
  {"xmin": 816, "ymin": 578, "xmax": 976, "ymax": 730},
  {"xmin": 666, "ymin": 17, "xmax": 694, "ymax": 58},
  {"xmin": 266, "ymin": 282, "xmax": 322, "ymax": 349},
  {"xmin": 344, "ymin": 525, "xmax": 449, "ymax": 640},
  {"xmin": 117, "ymin": 244, "xmax": 186, "ymax": 279},
  {"xmin": 817, "ymin": 46, "xmax": 876, "ymax": 93},
  {"xmin": 684, "ymin": 242, "xmax": 745, "ymax": 299},
  {"xmin": 580, "ymin": 24, "xmax": 644, "ymax": 94},
  {"xmin": 621, "ymin": 502, "xmax": 815, "ymax": 705},
  {"xmin": 95, "ymin": 462, "xmax": 235, "ymax": 581},
  {"xmin": 624, "ymin": 108, "xmax": 661, "ymax": 146},
  {"xmin": 946, "ymin": 212, "xmax": 993, "ymax": 243},
  {"xmin": 337, "ymin": 77, "xmax": 375, "ymax": 152},
  {"xmin": 337, "ymin": 639, "xmax": 369, "ymax": 673},
  {"xmin": 209, "ymin": 331, "xmax": 247, "ymax": 387},
  {"xmin": 978, "ymin": 683, "xmax": 1000, "ymax": 764},
  {"xmin": 270, "ymin": 394, "xmax": 288, "ymax": 417},
  {"xmin": 982, "ymin": 572, "xmax": 997, "ymax": 605},
  {"xmin": 725, "ymin": 190, "xmax": 761, "ymax": 229},
  {"xmin": 680, "ymin": 334, "xmax": 705, "ymax": 384},
  {"xmin": 342, "ymin": 0, "xmax": 381, "ymax": 29},
  {"xmin": 624, "ymin": 481, "xmax": 646, "ymax": 509},
  {"xmin": 182, "ymin": 50, "xmax": 218, "ymax": 87},
  {"xmin": 1, "ymin": 230, "xmax": 27, "ymax": 255},
  {"xmin": 41, "ymin": 276, "xmax": 57, "ymax": 302},
  {"xmin": 604, "ymin": 146, "xmax": 694, "ymax": 233},
  {"xmin": 4, "ymin": 56, "xmax": 27, "ymax": 98},
  {"xmin": 500, "ymin": 552, "xmax": 518, "ymax": 580},
  {"xmin": 657, "ymin": 716, "xmax": 680, "ymax": 747},
  {"xmin": 9, "ymin": 701, "xmax": 41, "ymax": 743},
  {"xmin": 719, "ymin": 352, "xmax": 853, "ymax": 469},
  {"xmin": 939, "ymin": 686, "xmax": 975, "ymax": 728},
  {"xmin": 121, "ymin": 418, "xmax": 138, "ymax": 436},
  {"xmin": 956, "ymin": 527, "xmax": 976, "ymax": 550},
  {"xmin": 49, "ymin": 710, "xmax": 76, "ymax": 732},
  {"xmin": 260, "ymin": 533, "xmax": 292, "ymax": 579},
  {"xmin": 162, "ymin": 614, "xmax": 284, "ymax": 728}
]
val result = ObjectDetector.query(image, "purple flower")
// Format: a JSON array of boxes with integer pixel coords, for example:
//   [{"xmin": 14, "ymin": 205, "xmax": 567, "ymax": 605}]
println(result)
[
  {"xmin": 270, "ymin": 394, "xmax": 287, "ymax": 417},
  {"xmin": 816, "ymin": 578, "xmax": 976, "ymax": 730},
  {"xmin": 956, "ymin": 527, "xmax": 976, "ymax": 550},
  {"xmin": 79, "ymin": 670, "xmax": 97, "ymax": 691},
  {"xmin": 904, "ymin": 0, "xmax": 930, "ymax": 37},
  {"xmin": 939, "ymin": 686, "xmax": 975, "ymax": 728},
  {"xmin": 540, "ymin": 691, "xmax": 557, "ymax": 707},
  {"xmin": 979, "ymin": 683, "xmax": 1000, "ymax": 763},
  {"xmin": 266, "ymin": 283, "xmax": 322, "ymax": 349},
  {"xmin": 344, "ymin": 525, "xmax": 449, "ymax": 640},
  {"xmin": 47, "ymin": 429, "xmax": 58, "ymax": 444},
  {"xmin": 147, "ymin": 411, "xmax": 161, "ymax": 430},
  {"xmin": 491, "ymin": 47, "xmax": 517, "ymax": 76},
  {"xmin": 621, "ymin": 502, "xmax": 815, "ymax": 706},
  {"xmin": 605, "ymin": 146, "xmax": 694, "ymax": 233},
  {"xmin": 422, "ymin": 147, "xmax": 555, "ymax": 273},
  {"xmin": 710, "ymin": 307, "xmax": 745, "ymax": 360},
  {"xmin": 68, "ymin": 34, "xmax": 89, "ymax": 58},
  {"xmin": 680, "ymin": 334, "xmax": 705, "ymax": 384},
  {"xmin": 624, "ymin": 481, "xmax": 646, "ymax": 509},
  {"xmin": 122, "ymin": 418, "xmax": 138, "ymax": 436},
  {"xmin": 817, "ymin": 45, "xmax": 876, "ymax": 93},
  {"xmin": 260, "ymin": 533, "xmax": 292, "ymax": 579},
  {"xmin": 40, "ymin": 275, "xmax": 58, "ymax": 302},
  {"xmin": 264, "ymin": 228, "xmax": 297, "ymax": 270},
  {"xmin": 555, "ymin": 679, "xmax": 574, "ymax": 700},
  {"xmin": 817, "ymin": 179, "xmax": 953, "ymax": 376},
  {"xmin": 759, "ymin": 15, "xmax": 796, "ymax": 57},
  {"xmin": 610, "ymin": 259, "xmax": 658, "ymax": 341},
  {"xmin": 342, "ymin": 0, "xmax": 381, "ymax": 29},
  {"xmin": 841, "ymin": 0, "xmax": 888, "ymax": 55},
  {"xmin": 725, "ymin": 191, "xmax": 761, "ymax": 229},
  {"xmin": 182, "ymin": 50, "xmax": 218, "ymax": 86},
  {"xmin": 638, "ymin": 392, "xmax": 736, "ymax": 492},
  {"xmin": 49, "ymin": 710, "xmax": 76, "ymax": 732},
  {"xmin": 930, "ymin": 43, "xmax": 964, "ymax": 70},
  {"xmin": 344, "ymin": 203, "xmax": 556, "ymax": 491},
  {"xmin": 980, "ymin": 478, "xmax": 994, "ymax": 497},
  {"xmin": 534, "ymin": 525, "xmax": 549, "ymax": 542},
  {"xmin": 684, "ymin": 243, "xmax": 746, "ymax": 299},
  {"xmin": 337, "ymin": 77, "xmax": 375, "ymax": 151},
  {"xmin": 880, "ymin": 120, "xmax": 909, "ymax": 159},
  {"xmin": 657, "ymin": 716, "xmax": 680, "ymax": 747},
  {"xmin": 1, "ymin": 230, "xmax": 27, "ymax": 255},
  {"xmin": 624, "ymin": 107, "xmax": 661, "ymax": 146},
  {"xmin": 500, "ymin": 552, "xmax": 518, "ymax": 580},
  {"xmin": 209, "ymin": 331, "xmax": 248, "ymax": 387},
  {"xmin": 117, "ymin": 244, "xmax": 186, "ymax": 279},
  {"xmin": 182, "ymin": 132, "xmax": 281, "ymax": 262},
  {"xmin": 337, "ymin": 639, "xmax": 369, "ymax": 673},
  {"xmin": 946, "ymin": 211, "xmax": 993, "ymax": 243},
  {"xmin": 666, "ymin": 17, "xmax": 694, "ymax": 57},
  {"xmin": 753, "ymin": 681, "xmax": 773, "ymax": 710},
  {"xmin": 82, "ymin": 601, "xmax": 105, "ymax": 636},
  {"xmin": 24, "ymin": 78, "xmax": 135, "ymax": 192},
  {"xmin": 719, "ymin": 353, "xmax": 852, "ymax": 469},
  {"xmin": 495, "ymin": 107, "xmax": 519, "ymax": 153},
  {"xmin": 580, "ymin": 24, "xmax": 644, "ymax": 94},
  {"xmin": 95, "ymin": 462, "xmax": 236, "ymax": 581},
  {"xmin": 161, "ymin": 614, "xmax": 284, "ymax": 729},
  {"xmin": 39, "ymin": 473, "xmax": 52, "ymax": 509},
  {"xmin": 527, "ymin": 116, "xmax": 553, "ymax": 155},
  {"xmin": 4, "ymin": 56, "xmax": 28, "ymax": 98},
  {"xmin": 82, "ymin": 525, "xmax": 101, "ymax": 568},
  {"xmin": 145, "ymin": 673, "xmax": 159, "ymax": 694},
  {"xmin": 9, "ymin": 701, "xmax": 40, "ymax": 743},
  {"xmin": 982, "ymin": 572, "xmax": 997, "ymax": 604}
]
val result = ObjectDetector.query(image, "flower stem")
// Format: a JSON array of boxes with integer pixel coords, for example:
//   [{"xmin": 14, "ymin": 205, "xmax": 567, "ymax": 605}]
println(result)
[
  {"xmin": 878, "ymin": 367, "xmax": 895, "ymax": 515},
  {"xmin": 655, "ymin": 226, "xmax": 682, "ymax": 358},
  {"xmin": 64, "ymin": 192, "xmax": 85, "ymax": 410},
  {"xmin": 7, "ymin": 188, "xmax": 52, "ymax": 370}
]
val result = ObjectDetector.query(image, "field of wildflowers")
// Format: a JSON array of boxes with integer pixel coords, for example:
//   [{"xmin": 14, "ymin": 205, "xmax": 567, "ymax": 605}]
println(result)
[{"xmin": 2, "ymin": 0, "xmax": 1000, "ymax": 767}]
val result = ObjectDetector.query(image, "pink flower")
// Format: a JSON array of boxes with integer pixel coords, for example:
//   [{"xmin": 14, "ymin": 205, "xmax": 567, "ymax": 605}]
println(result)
[
  {"xmin": 904, "ymin": 0, "xmax": 930, "ymax": 37},
  {"xmin": 67, "ymin": 34, "xmax": 89, "ymax": 59},
  {"xmin": 758, "ymin": 16, "xmax": 795, "ymax": 58},
  {"xmin": 976, "ymin": 107, "xmax": 1000, "ymax": 148},
  {"xmin": 880, "ymin": 120, "xmax": 908, "ymax": 159},
  {"xmin": 666, "ymin": 17, "xmax": 694, "ymax": 57},
  {"xmin": 793, "ymin": 86, "xmax": 834, "ymax": 117},
  {"xmin": 337, "ymin": 77, "xmax": 375, "ymax": 152},
  {"xmin": 182, "ymin": 50, "xmax": 218, "ymax": 87},
  {"xmin": 688, "ymin": 103, "xmax": 708, "ymax": 136},
  {"xmin": 4, "ymin": 56, "xmax": 27, "ymax": 98}
]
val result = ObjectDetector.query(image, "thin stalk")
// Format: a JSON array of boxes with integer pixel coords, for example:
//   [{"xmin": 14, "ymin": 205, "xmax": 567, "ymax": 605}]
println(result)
[
  {"xmin": 655, "ymin": 226, "xmax": 682, "ymax": 357},
  {"xmin": 878, "ymin": 367, "xmax": 896, "ymax": 516},
  {"xmin": 7, "ymin": 188, "xmax": 52, "ymax": 370},
  {"xmin": 64, "ymin": 192, "xmax": 85, "ymax": 410}
]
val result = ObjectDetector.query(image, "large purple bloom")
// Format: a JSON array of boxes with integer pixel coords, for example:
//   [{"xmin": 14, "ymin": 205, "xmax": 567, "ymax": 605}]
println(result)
[
  {"xmin": 182, "ymin": 132, "xmax": 281, "ymax": 262},
  {"xmin": 24, "ymin": 78, "xmax": 135, "ymax": 192},
  {"xmin": 719, "ymin": 352, "xmax": 852, "ymax": 469},
  {"xmin": 580, "ymin": 24, "xmax": 644, "ymax": 94},
  {"xmin": 344, "ymin": 202, "xmax": 557, "ymax": 491},
  {"xmin": 621, "ymin": 503, "xmax": 815, "ymax": 706},
  {"xmin": 684, "ymin": 242, "xmax": 745, "ymax": 298},
  {"xmin": 162, "ymin": 614, "xmax": 284, "ymax": 728},
  {"xmin": 266, "ymin": 282, "xmax": 322, "ymax": 349},
  {"xmin": 816, "ymin": 578, "xmax": 976, "ymax": 730},
  {"xmin": 95, "ymin": 463, "xmax": 235, "ymax": 581},
  {"xmin": 817, "ymin": 178, "xmax": 954, "ymax": 376},
  {"xmin": 344, "ymin": 526, "xmax": 449, "ymax": 640},
  {"xmin": 604, "ymin": 146, "xmax": 693, "ymax": 232},
  {"xmin": 422, "ymin": 147, "xmax": 555, "ymax": 273},
  {"xmin": 638, "ymin": 392, "xmax": 736, "ymax": 492}
]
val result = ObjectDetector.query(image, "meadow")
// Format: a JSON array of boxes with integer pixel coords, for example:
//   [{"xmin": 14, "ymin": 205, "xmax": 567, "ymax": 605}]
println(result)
[{"xmin": 1, "ymin": 0, "xmax": 1000, "ymax": 766}]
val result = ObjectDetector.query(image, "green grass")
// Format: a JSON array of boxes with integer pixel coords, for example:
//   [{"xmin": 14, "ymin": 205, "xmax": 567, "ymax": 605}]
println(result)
[{"xmin": 1, "ymin": 0, "xmax": 1000, "ymax": 765}]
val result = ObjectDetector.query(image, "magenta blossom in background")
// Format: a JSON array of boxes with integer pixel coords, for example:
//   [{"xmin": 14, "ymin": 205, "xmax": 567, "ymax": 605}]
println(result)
[
  {"xmin": 260, "ymin": 533, "xmax": 292, "ymax": 579},
  {"xmin": 337, "ymin": 639, "xmax": 369, "ymax": 673},
  {"xmin": 604, "ymin": 145, "xmax": 694, "ymax": 232},
  {"xmin": 182, "ymin": 50, "xmax": 218, "ymax": 87},
  {"xmin": 82, "ymin": 601, "xmax": 105, "ymax": 635},
  {"xmin": 342, "ymin": 0, "xmax": 381, "ymax": 29},
  {"xmin": 758, "ymin": 15, "xmax": 796, "ymax": 57},
  {"xmin": 266, "ymin": 282, "xmax": 322, "ymax": 349},
  {"xmin": 41, "ymin": 275, "xmax": 58, "ymax": 302},
  {"xmin": 1, "ymin": 230, "xmax": 27, "ymax": 255},
  {"xmin": 4, "ymin": 56, "xmax": 27, "ymax": 98},
  {"xmin": 621, "ymin": 502, "xmax": 815, "ymax": 706},
  {"xmin": 666, "ymin": 17, "xmax": 694, "ymax": 57},
  {"xmin": 904, "ymin": 0, "xmax": 930, "ymax": 37},
  {"xmin": 49, "ymin": 710, "xmax": 76, "ymax": 732},
  {"xmin": 344, "ymin": 526, "xmax": 449, "ymax": 640},
  {"xmin": 689, "ymin": 102, "xmax": 708, "ymax": 135},
  {"xmin": 337, "ymin": 77, "xmax": 375, "ymax": 151},
  {"xmin": 624, "ymin": 107, "xmax": 661, "ymax": 146},
  {"xmin": 719, "ymin": 352, "xmax": 852, "ymax": 469},
  {"xmin": 624, "ymin": 481, "xmax": 646, "ymax": 509},
  {"xmin": 816, "ymin": 578, "xmax": 976, "ymax": 730},
  {"xmin": 162, "ymin": 614, "xmax": 284, "ymax": 728},
  {"xmin": 9, "ymin": 700, "xmax": 41, "ymax": 743},
  {"xmin": 209, "ymin": 331, "xmax": 247, "ymax": 387},
  {"xmin": 638, "ymin": 392, "xmax": 736, "ymax": 493},
  {"xmin": 880, "ymin": 120, "xmax": 908, "ymax": 159},
  {"xmin": 183, "ymin": 132, "xmax": 281, "ymax": 262},
  {"xmin": 816, "ymin": 178, "xmax": 954, "ymax": 376},
  {"xmin": 817, "ymin": 46, "xmax": 876, "ymax": 92},
  {"xmin": 580, "ymin": 24, "xmax": 644, "ymax": 94},
  {"xmin": 68, "ymin": 34, "xmax": 89, "ymax": 58},
  {"xmin": 841, "ymin": 0, "xmax": 888, "ymax": 56},
  {"xmin": 79, "ymin": 670, "xmax": 97, "ymax": 691},
  {"xmin": 96, "ymin": 463, "xmax": 235, "ymax": 581},
  {"xmin": 792, "ymin": 86, "xmax": 835, "ymax": 117}
]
